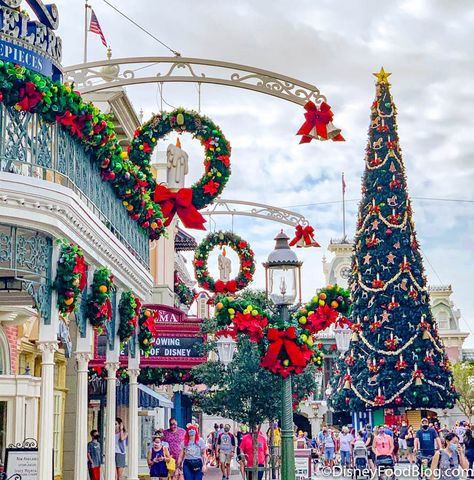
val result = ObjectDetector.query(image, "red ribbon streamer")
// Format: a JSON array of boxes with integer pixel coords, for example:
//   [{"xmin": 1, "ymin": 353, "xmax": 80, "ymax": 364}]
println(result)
[
  {"xmin": 153, "ymin": 185, "xmax": 206, "ymax": 230},
  {"xmin": 289, "ymin": 225, "xmax": 320, "ymax": 248},
  {"xmin": 260, "ymin": 326, "xmax": 307, "ymax": 370}
]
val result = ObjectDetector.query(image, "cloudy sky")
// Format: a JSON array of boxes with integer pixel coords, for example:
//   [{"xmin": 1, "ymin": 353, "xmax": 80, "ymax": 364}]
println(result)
[{"xmin": 51, "ymin": 1, "xmax": 474, "ymax": 343}]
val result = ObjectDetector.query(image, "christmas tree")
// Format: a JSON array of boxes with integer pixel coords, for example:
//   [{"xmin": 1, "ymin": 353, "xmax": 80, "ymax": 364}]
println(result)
[{"xmin": 330, "ymin": 68, "xmax": 457, "ymax": 411}]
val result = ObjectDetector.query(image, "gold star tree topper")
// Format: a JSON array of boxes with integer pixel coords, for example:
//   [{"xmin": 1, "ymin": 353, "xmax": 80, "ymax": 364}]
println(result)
[{"xmin": 373, "ymin": 67, "xmax": 391, "ymax": 84}]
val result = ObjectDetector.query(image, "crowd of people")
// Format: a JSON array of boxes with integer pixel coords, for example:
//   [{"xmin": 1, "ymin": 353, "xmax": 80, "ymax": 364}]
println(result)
[{"xmin": 309, "ymin": 418, "xmax": 474, "ymax": 479}]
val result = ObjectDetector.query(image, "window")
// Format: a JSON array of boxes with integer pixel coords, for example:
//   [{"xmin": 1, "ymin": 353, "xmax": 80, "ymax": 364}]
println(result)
[
  {"xmin": 437, "ymin": 311, "xmax": 450, "ymax": 330},
  {"xmin": 53, "ymin": 392, "xmax": 65, "ymax": 475}
]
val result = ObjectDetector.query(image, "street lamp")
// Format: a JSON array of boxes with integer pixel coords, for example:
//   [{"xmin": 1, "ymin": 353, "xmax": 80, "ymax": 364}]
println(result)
[
  {"xmin": 263, "ymin": 230, "xmax": 303, "ymax": 480},
  {"xmin": 334, "ymin": 324, "xmax": 352, "ymax": 354},
  {"xmin": 216, "ymin": 335, "xmax": 237, "ymax": 369}
]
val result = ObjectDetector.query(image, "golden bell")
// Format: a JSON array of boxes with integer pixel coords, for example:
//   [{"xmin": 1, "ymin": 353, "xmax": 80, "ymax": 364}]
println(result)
[
  {"xmin": 415, "ymin": 377, "xmax": 422, "ymax": 386},
  {"xmin": 351, "ymin": 332, "xmax": 359, "ymax": 342},
  {"xmin": 422, "ymin": 330, "xmax": 430, "ymax": 340},
  {"xmin": 343, "ymin": 380, "xmax": 350, "ymax": 389},
  {"xmin": 326, "ymin": 121, "xmax": 342, "ymax": 140}
]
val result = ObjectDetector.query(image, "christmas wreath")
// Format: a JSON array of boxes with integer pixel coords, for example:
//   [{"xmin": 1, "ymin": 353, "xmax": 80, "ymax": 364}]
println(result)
[
  {"xmin": 0, "ymin": 61, "xmax": 165, "ymax": 240},
  {"xmin": 211, "ymin": 285, "xmax": 351, "ymax": 378},
  {"xmin": 193, "ymin": 231, "xmax": 255, "ymax": 294},
  {"xmin": 87, "ymin": 267, "xmax": 114, "ymax": 332},
  {"xmin": 54, "ymin": 239, "xmax": 87, "ymax": 315},
  {"xmin": 128, "ymin": 109, "xmax": 231, "ymax": 230},
  {"xmin": 174, "ymin": 271, "xmax": 196, "ymax": 308},
  {"xmin": 118, "ymin": 290, "xmax": 141, "ymax": 342},
  {"xmin": 138, "ymin": 308, "xmax": 157, "ymax": 357}
]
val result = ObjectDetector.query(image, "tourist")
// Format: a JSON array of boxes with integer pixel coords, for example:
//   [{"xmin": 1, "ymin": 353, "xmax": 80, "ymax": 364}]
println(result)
[
  {"xmin": 177, "ymin": 424, "xmax": 207, "ymax": 480},
  {"xmin": 321, "ymin": 427, "xmax": 336, "ymax": 468},
  {"xmin": 463, "ymin": 428, "xmax": 474, "ymax": 473},
  {"xmin": 455, "ymin": 421, "xmax": 466, "ymax": 445},
  {"xmin": 217, "ymin": 424, "xmax": 236, "ymax": 480},
  {"xmin": 267, "ymin": 420, "xmax": 281, "ymax": 478},
  {"xmin": 339, "ymin": 426, "xmax": 354, "ymax": 467},
  {"xmin": 430, "ymin": 432, "xmax": 468, "ymax": 480},
  {"xmin": 406, "ymin": 425, "xmax": 415, "ymax": 465},
  {"xmin": 399, "ymin": 421, "xmax": 408, "ymax": 461},
  {"xmin": 148, "ymin": 435, "xmax": 170, "ymax": 480},
  {"xmin": 414, "ymin": 418, "xmax": 442, "ymax": 457},
  {"xmin": 296, "ymin": 430, "xmax": 307, "ymax": 449},
  {"xmin": 237, "ymin": 425, "xmax": 248, "ymax": 479},
  {"xmin": 372, "ymin": 426, "xmax": 394, "ymax": 462},
  {"xmin": 364, "ymin": 425, "xmax": 375, "ymax": 470},
  {"xmin": 162, "ymin": 418, "xmax": 186, "ymax": 462},
  {"xmin": 239, "ymin": 429, "xmax": 269, "ymax": 480},
  {"xmin": 87, "ymin": 429, "xmax": 101, "ymax": 480},
  {"xmin": 115, "ymin": 418, "xmax": 128, "ymax": 480}
]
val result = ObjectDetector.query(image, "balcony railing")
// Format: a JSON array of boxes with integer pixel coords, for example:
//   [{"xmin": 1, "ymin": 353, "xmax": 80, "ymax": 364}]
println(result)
[{"xmin": 0, "ymin": 104, "xmax": 149, "ymax": 267}]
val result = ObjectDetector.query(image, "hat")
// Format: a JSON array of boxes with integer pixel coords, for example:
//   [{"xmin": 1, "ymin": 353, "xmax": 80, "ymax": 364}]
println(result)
[{"xmin": 421, "ymin": 418, "xmax": 429, "ymax": 424}]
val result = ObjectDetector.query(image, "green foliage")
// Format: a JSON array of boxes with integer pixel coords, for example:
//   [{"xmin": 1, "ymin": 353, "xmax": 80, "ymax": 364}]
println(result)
[
  {"xmin": 452, "ymin": 362, "xmax": 474, "ymax": 421},
  {"xmin": 118, "ymin": 290, "xmax": 140, "ymax": 342},
  {"xmin": 191, "ymin": 336, "xmax": 317, "ymax": 430},
  {"xmin": 87, "ymin": 267, "xmax": 114, "ymax": 331}
]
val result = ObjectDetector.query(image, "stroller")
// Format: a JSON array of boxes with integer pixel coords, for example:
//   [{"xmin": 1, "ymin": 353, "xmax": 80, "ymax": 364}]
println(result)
[
  {"xmin": 375, "ymin": 455, "xmax": 395, "ymax": 480},
  {"xmin": 352, "ymin": 445, "xmax": 370, "ymax": 478}
]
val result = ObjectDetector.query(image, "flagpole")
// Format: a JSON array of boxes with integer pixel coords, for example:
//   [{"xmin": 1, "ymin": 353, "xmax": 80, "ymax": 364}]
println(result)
[
  {"xmin": 84, "ymin": 0, "xmax": 89, "ymax": 63},
  {"xmin": 342, "ymin": 172, "xmax": 346, "ymax": 241}
]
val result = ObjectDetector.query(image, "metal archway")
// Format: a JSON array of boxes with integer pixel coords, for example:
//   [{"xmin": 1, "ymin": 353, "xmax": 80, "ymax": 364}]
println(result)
[
  {"xmin": 201, "ymin": 198, "xmax": 308, "ymax": 227},
  {"xmin": 63, "ymin": 56, "xmax": 327, "ymax": 107}
]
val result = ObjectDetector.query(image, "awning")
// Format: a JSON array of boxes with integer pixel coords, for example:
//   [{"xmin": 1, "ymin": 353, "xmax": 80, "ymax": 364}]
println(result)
[
  {"xmin": 138, "ymin": 384, "xmax": 174, "ymax": 409},
  {"xmin": 116, "ymin": 384, "xmax": 174, "ymax": 409}
]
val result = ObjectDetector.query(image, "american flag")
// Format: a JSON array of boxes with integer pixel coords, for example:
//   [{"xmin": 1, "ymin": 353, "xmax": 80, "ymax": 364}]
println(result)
[{"xmin": 89, "ymin": 9, "xmax": 108, "ymax": 47}]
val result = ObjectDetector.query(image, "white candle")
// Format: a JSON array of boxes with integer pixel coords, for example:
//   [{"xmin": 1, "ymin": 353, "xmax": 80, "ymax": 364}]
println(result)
[
  {"xmin": 390, "ymin": 332, "xmax": 394, "ymax": 340},
  {"xmin": 392, "ymin": 208, "xmax": 396, "ymax": 216},
  {"xmin": 372, "ymin": 358, "xmax": 376, "ymax": 366},
  {"xmin": 403, "ymin": 255, "xmax": 407, "ymax": 264},
  {"xmin": 399, "ymin": 353, "xmax": 403, "ymax": 363},
  {"xmin": 388, "ymin": 135, "xmax": 391, "ymax": 143},
  {"xmin": 378, "ymin": 387, "xmax": 382, "ymax": 396},
  {"xmin": 376, "ymin": 273, "xmax": 380, "ymax": 281},
  {"xmin": 391, "ymin": 295, "xmax": 395, "ymax": 303}
]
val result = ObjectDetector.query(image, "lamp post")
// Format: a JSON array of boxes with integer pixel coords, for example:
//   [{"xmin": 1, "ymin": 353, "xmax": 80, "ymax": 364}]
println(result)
[
  {"xmin": 216, "ymin": 335, "xmax": 237, "ymax": 369},
  {"xmin": 334, "ymin": 324, "xmax": 352, "ymax": 355},
  {"xmin": 263, "ymin": 230, "xmax": 302, "ymax": 480}
]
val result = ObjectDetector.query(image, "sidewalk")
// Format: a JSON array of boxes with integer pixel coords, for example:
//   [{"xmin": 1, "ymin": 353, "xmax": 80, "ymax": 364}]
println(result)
[{"xmin": 205, "ymin": 466, "xmax": 242, "ymax": 480}]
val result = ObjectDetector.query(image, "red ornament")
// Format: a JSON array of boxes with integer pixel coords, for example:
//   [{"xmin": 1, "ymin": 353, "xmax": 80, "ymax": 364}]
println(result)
[{"xmin": 395, "ymin": 396, "xmax": 402, "ymax": 405}]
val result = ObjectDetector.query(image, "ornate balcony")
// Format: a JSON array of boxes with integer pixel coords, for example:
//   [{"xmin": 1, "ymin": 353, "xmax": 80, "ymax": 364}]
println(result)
[{"xmin": 0, "ymin": 104, "xmax": 149, "ymax": 267}]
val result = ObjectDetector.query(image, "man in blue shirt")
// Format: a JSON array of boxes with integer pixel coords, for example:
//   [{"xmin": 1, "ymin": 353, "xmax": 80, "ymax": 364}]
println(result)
[{"xmin": 414, "ymin": 418, "xmax": 441, "ymax": 458}]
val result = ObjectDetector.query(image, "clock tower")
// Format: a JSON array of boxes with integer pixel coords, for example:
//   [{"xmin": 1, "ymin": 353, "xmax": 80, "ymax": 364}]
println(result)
[{"xmin": 322, "ymin": 238, "xmax": 353, "ymax": 289}]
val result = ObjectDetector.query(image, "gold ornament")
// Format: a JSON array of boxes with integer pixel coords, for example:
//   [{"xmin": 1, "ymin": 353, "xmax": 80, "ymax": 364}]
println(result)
[
  {"xmin": 415, "ymin": 377, "xmax": 422, "ymax": 386},
  {"xmin": 351, "ymin": 332, "xmax": 359, "ymax": 342},
  {"xmin": 422, "ymin": 330, "xmax": 430, "ymax": 340}
]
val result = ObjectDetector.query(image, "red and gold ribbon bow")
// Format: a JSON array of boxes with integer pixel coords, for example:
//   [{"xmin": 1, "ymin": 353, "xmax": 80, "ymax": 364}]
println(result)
[
  {"xmin": 297, "ymin": 101, "xmax": 345, "ymax": 143},
  {"xmin": 261, "ymin": 326, "xmax": 307, "ymax": 370},
  {"xmin": 153, "ymin": 185, "xmax": 206, "ymax": 230},
  {"xmin": 289, "ymin": 224, "xmax": 320, "ymax": 248},
  {"xmin": 73, "ymin": 254, "xmax": 88, "ymax": 291}
]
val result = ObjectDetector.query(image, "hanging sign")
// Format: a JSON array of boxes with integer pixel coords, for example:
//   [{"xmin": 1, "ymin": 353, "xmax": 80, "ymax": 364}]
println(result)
[
  {"xmin": 4, "ymin": 439, "xmax": 39, "ymax": 480},
  {"xmin": 147, "ymin": 336, "xmax": 203, "ymax": 358},
  {"xmin": 0, "ymin": 1, "xmax": 62, "ymax": 80}
]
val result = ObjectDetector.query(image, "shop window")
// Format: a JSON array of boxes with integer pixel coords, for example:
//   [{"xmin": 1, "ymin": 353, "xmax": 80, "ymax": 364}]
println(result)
[{"xmin": 53, "ymin": 392, "xmax": 65, "ymax": 476}]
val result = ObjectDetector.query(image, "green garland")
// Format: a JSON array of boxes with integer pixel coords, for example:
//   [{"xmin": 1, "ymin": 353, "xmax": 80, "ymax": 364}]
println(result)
[
  {"xmin": 193, "ymin": 231, "xmax": 255, "ymax": 294},
  {"xmin": 138, "ymin": 308, "xmax": 155, "ymax": 357},
  {"xmin": 174, "ymin": 272, "xmax": 196, "ymax": 307},
  {"xmin": 87, "ymin": 267, "xmax": 114, "ymax": 331},
  {"xmin": 0, "ymin": 60, "xmax": 165, "ymax": 240},
  {"xmin": 128, "ymin": 108, "xmax": 231, "ymax": 209},
  {"xmin": 54, "ymin": 239, "xmax": 87, "ymax": 315},
  {"xmin": 118, "ymin": 290, "xmax": 141, "ymax": 342}
]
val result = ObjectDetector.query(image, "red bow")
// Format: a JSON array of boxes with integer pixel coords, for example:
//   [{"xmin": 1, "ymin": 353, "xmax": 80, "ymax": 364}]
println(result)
[
  {"xmin": 73, "ymin": 254, "xmax": 88, "ymax": 291},
  {"xmin": 215, "ymin": 279, "xmax": 237, "ymax": 294},
  {"xmin": 297, "ymin": 101, "xmax": 345, "ymax": 143},
  {"xmin": 261, "ymin": 327, "xmax": 308, "ymax": 374},
  {"xmin": 289, "ymin": 225, "xmax": 320, "ymax": 248},
  {"xmin": 153, "ymin": 185, "xmax": 206, "ymax": 230},
  {"xmin": 97, "ymin": 298, "xmax": 112, "ymax": 321}
]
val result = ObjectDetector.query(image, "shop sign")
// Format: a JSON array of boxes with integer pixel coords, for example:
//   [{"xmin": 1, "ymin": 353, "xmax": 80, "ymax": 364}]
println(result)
[
  {"xmin": 147, "ymin": 336, "xmax": 203, "ymax": 358},
  {"xmin": 4, "ymin": 440, "xmax": 39, "ymax": 480}
]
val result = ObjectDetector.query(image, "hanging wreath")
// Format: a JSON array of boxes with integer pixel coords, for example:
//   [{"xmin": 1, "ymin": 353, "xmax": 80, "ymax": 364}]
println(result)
[
  {"xmin": 87, "ymin": 267, "xmax": 114, "ymax": 332},
  {"xmin": 194, "ymin": 231, "xmax": 255, "ymax": 294},
  {"xmin": 174, "ymin": 271, "xmax": 196, "ymax": 308},
  {"xmin": 138, "ymin": 308, "xmax": 157, "ymax": 357},
  {"xmin": 128, "ymin": 108, "xmax": 231, "ymax": 230},
  {"xmin": 54, "ymin": 239, "xmax": 87, "ymax": 315},
  {"xmin": 0, "ymin": 61, "xmax": 165, "ymax": 240},
  {"xmin": 118, "ymin": 290, "xmax": 141, "ymax": 342}
]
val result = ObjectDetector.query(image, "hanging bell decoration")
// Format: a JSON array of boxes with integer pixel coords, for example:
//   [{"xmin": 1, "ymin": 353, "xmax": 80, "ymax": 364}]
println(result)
[
  {"xmin": 422, "ymin": 329, "xmax": 430, "ymax": 340},
  {"xmin": 415, "ymin": 377, "xmax": 422, "ymax": 386},
  {"xmin": 325, "ymin": 121, "xmax": 342, "ymax": 141},
  {"xmin": 343, "ymin": 379, "xmax": 351, "ymax": 389},
  {"xmin": 351, "ymin": 331, "xmax": 359, "ymax": 342}
]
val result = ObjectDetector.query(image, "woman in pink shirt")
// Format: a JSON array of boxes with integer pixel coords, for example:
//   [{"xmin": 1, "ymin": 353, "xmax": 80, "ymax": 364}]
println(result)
[
  {"xmin": 239, "ymin": 431, "xmax": 269, "ymax": 480},
  {"xmin": 372, "ymin": 427, "xmax": 394, "ymax": 462}
]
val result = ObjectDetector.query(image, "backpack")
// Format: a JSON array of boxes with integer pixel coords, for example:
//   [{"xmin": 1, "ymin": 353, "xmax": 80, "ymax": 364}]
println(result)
[{"xmin": 219, "ymin": 432, "xmax": 234, "ymax": 453}]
